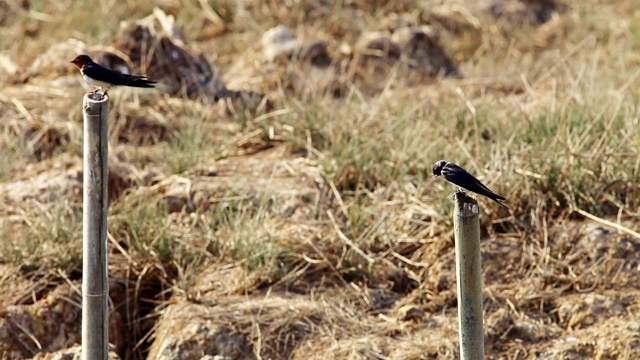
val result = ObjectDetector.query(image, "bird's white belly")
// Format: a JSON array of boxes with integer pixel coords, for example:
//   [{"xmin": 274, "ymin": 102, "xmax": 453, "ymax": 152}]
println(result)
[{"xmin": 83, "ymin": 74, "xmax": 112, "ymax": 89}]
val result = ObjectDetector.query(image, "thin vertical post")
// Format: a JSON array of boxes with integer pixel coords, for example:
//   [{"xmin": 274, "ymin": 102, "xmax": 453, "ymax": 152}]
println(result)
[
  {"xmin": 453, "ymin": 191, "xmax": 484, "ymax": 360},
  {"xmin": 82, "ymin": 93, "xmax": 109, "ymax": 360}
]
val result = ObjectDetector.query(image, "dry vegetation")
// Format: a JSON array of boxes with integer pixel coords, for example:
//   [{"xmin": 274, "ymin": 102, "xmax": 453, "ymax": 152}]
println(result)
[{"xmin": 1, "ymin": 0, "xmax": 640, "ymax": 359}]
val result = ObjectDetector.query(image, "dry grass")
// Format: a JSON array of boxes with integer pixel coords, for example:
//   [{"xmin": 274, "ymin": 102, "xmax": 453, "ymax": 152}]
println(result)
[{"xmin": 1, "ymin": 0, "xmax": 640, "ymax": 359}]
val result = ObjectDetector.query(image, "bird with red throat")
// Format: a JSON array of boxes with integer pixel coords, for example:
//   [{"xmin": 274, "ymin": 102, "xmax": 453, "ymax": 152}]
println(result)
[{"xmin": 70, "ymin": 54, "xmax": 156, "ymax": 96}]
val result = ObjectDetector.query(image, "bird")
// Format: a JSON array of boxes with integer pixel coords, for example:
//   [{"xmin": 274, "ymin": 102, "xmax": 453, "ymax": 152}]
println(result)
[
  {"xmin": 432, "ymin": 160, "xmax": 509, "ymax": 208},
  {"xmin": 70, "ymin": 54, "xmax": 156, "ymax": 96}
]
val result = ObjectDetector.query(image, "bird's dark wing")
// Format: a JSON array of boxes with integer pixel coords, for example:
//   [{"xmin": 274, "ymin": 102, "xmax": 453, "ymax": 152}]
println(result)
[
  {"xmin": 84, "ymin": 63, "xmax": 156, "ymax": 88},
  {"xmin": 441, "ymin": 163, "xmax": 506, "ymax": 201},
  {"xmin": 470, "ymin": 174, "xmax": 507, "ymax": 201}
]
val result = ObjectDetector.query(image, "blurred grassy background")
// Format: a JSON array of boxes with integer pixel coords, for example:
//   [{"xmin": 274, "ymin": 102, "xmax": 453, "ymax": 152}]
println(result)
[{"xmin": 1, "ymin": 0, "xmax": 640, "ymax": 358}]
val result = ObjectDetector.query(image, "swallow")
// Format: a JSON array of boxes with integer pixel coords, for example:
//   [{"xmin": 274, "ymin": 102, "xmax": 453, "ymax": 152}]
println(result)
[
  {"xmin": 432, "ymin": 160, "xmax": 509, "ymax": 208},
  {"xmin": 70, "ymin": 54, "xmax": 156, "ymax": 96}
]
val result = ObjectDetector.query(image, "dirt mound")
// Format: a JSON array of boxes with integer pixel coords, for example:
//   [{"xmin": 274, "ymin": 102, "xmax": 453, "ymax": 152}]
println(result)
[
  {"xmin": 104, "ymin": 8, "xmax": 227, "ymax": 101},
  {"xmin": 0, "ymin": 283, "xmax": 123, "ymax": 358}
]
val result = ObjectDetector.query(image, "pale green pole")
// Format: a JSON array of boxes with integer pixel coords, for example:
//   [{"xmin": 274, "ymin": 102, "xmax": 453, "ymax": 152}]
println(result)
[{"xmin": 453, "ymin": 191, "xmax": 484, "ymax": 360}]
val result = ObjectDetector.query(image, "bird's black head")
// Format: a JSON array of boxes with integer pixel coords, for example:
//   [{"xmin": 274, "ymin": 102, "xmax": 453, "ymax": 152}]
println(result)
[
  {"xmin": 70, "ymin": 54, "xmax": 92, "ymax": 68},
  {"xmin": 432, "ymin": 160, "xmax": 449, "ymax": 176}
]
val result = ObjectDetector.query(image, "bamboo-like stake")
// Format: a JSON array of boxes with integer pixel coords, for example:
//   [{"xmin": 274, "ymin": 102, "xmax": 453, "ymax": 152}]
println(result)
[
  {"xmin": 82, "ymin": 93, "xmax": 109, "ymax": 360},
  {"xmin": 453, "ymin": 191, "xmax": 484, "ymax": 360}
]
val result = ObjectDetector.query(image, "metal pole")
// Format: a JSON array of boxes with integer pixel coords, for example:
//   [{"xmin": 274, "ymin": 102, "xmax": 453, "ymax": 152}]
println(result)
[
  {"xmin": 453, "ymin": 191, "xmax": 484, "ymax": 360},
  {"xmin": 82, "ymin": 93, "xmax": 109, "ymax": 360}
]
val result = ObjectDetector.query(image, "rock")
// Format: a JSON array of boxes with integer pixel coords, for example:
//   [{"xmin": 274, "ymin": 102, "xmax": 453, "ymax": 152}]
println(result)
[
  {"xmin": 262, "ymin": 25, "xmax": 301, "ymax": 62},
  {"xmin": 356, "ymin": 31, "xmax": 401, "ymax": 65},
  {"xmin": 0, "ymin": 53, "xmax": 19, "ymax": 82},
  {"xmin": 392, "ymin": 26, "xmax": 462, "ymax": 78},
  {"xmin": 397, "ymin": 304, "xmax": 425, "ymax": 322},
  {"xmin": 261, "ymin": 25, "xmax": 332, "ymax": 68}
]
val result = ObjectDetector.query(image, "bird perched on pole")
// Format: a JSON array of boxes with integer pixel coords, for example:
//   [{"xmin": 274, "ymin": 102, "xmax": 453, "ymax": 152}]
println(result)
[
  {"xmin": 432, "ymin": 160, "xmax": 509, "ymax": 209},
  {"xmin": 70, "ymin": 54, "xmax": 156, "ymax": 96}
]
